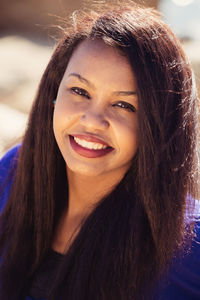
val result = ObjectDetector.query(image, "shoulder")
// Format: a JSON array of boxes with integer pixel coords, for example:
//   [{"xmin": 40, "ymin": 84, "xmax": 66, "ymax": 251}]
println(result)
[
  {"xmin": 157, "ymin": 197, "xmax": 200, "ymax": 300},
  {"xmin": 158, "ymin": 221, "xmax": 200, "ymax": 300},
  {"xmin": 185, "ymin": 194, "xmax": 200, "ymax": 223},
  {"xmin": 0, "ymin": 144, "xmax": 21, "ymax": 211},
  {"xmin": 0, "ymin": 144, "xmax": 21, "ymax": 169},
  {"xmin": 0, "ymin": 144, "xmax": 21, "ymax": 183}
]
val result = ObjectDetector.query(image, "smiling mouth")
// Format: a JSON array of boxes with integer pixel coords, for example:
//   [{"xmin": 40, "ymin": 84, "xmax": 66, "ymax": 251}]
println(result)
[
  {"xmin": 69, "ymin": 135, "xmax": 114, "ymax": 158},
  {"xmin": 74, "ymin": 136, "xmax": 108, "ymax": 150}
]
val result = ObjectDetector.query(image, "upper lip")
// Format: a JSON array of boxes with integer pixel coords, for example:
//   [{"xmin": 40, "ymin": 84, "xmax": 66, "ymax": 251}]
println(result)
[{"xmin": 71, "ymin": 133, "xmax": 113, "ymax": 148}]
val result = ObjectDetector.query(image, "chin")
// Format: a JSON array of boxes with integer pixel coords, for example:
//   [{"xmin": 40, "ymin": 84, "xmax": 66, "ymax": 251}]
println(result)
[{"xmin": 66, "ymin": 162, "xmax": 105, "ymax": 177}]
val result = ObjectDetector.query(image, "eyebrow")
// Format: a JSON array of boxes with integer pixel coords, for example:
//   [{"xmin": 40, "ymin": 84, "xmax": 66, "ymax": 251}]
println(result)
[
  {"xmin": 68, "ymin": 73, "xmax": 95, "ymax": 89},
  {"xmin": 113, "ymin": 91, "xmax": 137, "ymax": 96},
  {"xmin": 68, "ymin": 72, "xmax": 137, "ymax": 97}
]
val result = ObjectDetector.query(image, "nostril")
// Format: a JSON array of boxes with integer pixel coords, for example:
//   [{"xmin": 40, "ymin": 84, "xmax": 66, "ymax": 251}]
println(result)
[
  {"xmin": 102, "ymin": 119, "xmax": 110, "ymax": 127},
  {"xmin": 80, "ymin": 112, "xmax": 109, "ymax": 129}
]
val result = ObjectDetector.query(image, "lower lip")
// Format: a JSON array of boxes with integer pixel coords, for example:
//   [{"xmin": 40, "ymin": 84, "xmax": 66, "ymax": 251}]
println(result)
[{"xmin": 69, "ymin": 135, "xmax": 114, "ymax": 158}]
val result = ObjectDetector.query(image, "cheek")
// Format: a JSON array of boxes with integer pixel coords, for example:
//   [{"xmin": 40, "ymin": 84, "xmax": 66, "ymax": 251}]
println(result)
[
  {"xmin": 53, "ymin": 105, "xmax": 64, "ymax": 133},
  {"xmin": 53, "ymin": 101, "xmax": 79, "ymax": 135},
  {"xmin": 53, "ymin": 110, "xmax": 62, "ymax": 145},
  {"xmin": 114, "ymin": 117, "xmax": 138, "ymax": 156},
  {"xmin": 53, "ymin": 105, "xmax": 70, "ymax": 143}
]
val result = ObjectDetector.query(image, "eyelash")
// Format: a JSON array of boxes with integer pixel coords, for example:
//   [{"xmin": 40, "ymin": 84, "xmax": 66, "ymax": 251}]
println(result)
[
  {"xmin": 112, "ymin": 101, "xmax": 136, "ymax": 112},
  {"xmin": 70, "ymin": 87, "xmax": 90, "ymax": 99},
  {"xmin": 70, "ymin": 87, "xmax": 136, "ymax": 112}
]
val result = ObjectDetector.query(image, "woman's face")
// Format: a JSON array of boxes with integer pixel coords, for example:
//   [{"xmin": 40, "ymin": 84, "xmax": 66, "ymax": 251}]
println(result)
[{"xmin": 53, "ymin": 39, "xmax": 138, "ymax": 179}]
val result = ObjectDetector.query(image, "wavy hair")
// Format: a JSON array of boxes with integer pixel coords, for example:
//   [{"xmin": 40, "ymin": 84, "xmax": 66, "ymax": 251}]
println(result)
[{"xmin": 0, "ymin": 2, "xmax": 199, "ymax": 299}]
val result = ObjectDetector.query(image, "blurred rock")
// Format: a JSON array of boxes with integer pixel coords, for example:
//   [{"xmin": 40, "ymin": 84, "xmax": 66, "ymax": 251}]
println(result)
[
  {"xmin": 0, "ymin": 36, "xmax": 53, "ymax": 156},
  {"xmin": 0, "ymin": 0, "xmax": 159, "ymax": 39},
  {"xmin": 0, "ymin": 103, "xmax": 27, "ymax": 155},
  {"xmin": 0, "ymin": 36, "xmax": 53, "ymax": 113}
]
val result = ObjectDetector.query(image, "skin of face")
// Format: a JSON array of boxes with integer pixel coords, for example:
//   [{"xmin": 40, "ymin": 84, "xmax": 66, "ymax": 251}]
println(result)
[{"xmin": 53, "ymin": 39, "xmax": 138, "ymax": 181}]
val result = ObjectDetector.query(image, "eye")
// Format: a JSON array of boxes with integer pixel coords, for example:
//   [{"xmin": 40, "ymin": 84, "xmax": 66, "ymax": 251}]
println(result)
[
  {"xmin": 113, "ymin": 101, "xmax": 136, "ymax": 112},
  {"xmin": 70, "ymin": 87, "xmax": 90, "ymax": 99}
]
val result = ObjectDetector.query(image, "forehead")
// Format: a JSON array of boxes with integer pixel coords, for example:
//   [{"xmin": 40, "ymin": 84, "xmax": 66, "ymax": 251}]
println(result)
[
  {"xmin": 70, "ymin": 39, "xmax": 124, "ymax": 60},
  {"xmin": 63, "ymin": 39, "xmax": 137, "ymax": 90}
]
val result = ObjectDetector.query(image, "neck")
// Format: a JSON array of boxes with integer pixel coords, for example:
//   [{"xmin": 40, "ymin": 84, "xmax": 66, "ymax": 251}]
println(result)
[{"xmin": 66, "ymin": 169, "xmax": 125, "ymax": 217}]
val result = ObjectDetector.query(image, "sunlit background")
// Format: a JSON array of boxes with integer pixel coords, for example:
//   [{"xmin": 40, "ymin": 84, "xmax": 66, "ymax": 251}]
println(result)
[{"xmin": 0, "ymin": 0, "xmax": 200, "ymax": 156}]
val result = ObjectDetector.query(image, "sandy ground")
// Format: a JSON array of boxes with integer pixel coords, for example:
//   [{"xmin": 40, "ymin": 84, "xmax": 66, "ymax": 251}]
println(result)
[{"xmin": 0, "ymin": 35, "xmax": 200, "ymax": 158}]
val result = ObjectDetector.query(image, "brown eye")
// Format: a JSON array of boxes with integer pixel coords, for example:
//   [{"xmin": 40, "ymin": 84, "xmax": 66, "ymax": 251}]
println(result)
[
  {"xmin": 113, "ymin": 101, "xmax": 136, "ymax": 112},
  {"xmin": 70, "ymin": 87, "xmax": 90, "ymax": 99}
]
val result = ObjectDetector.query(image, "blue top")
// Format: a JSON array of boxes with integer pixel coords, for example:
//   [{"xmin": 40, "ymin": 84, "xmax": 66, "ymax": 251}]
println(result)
[{"xmin": 0, "ymin": 145, "xmax": 200, "ymax": 300}]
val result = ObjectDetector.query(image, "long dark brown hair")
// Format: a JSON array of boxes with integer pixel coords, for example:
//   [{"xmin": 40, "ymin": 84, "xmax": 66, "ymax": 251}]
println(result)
[{"xmin": 0, "ymin": 2, "xmax": 199, "ymax": 299}]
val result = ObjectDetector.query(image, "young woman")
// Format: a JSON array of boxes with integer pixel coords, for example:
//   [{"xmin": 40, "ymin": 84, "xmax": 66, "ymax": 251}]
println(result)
[{"xmin": 0, "ymin": 2, "xmax": 199, "ymax": 300}]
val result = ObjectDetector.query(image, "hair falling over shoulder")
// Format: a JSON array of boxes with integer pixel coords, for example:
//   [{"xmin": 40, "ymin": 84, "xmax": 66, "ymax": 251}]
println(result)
[{"xmin": 0, "ymin": 1, "xmax": 199, "ymax": 299}]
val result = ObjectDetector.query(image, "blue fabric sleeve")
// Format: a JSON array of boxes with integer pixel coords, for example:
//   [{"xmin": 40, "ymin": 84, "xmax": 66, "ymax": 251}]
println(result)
[
  {"xmin": 158, "ymin": 221, "xmax": 200, "ymax": 300},
  {"xmin": 0, "ymin": 145, "xmax": 21, "ymax": 212}
]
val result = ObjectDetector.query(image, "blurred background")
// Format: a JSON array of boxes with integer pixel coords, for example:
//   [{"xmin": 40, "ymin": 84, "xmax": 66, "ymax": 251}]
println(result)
[{"xmin": 0, "ymin": 0, "xmax": 200, "ymax": 156}]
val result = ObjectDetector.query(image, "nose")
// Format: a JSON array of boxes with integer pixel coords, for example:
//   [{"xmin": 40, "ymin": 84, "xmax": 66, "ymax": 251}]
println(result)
[{"xmin": 80, "ymin": 107, "xmax": 110, "ymax": 131}]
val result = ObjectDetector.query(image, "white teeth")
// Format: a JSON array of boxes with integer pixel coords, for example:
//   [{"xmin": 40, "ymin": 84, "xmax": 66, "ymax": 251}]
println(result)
[{"xmin": 74, "ymin": 137, "xmax": 108, "ymax": 150}]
